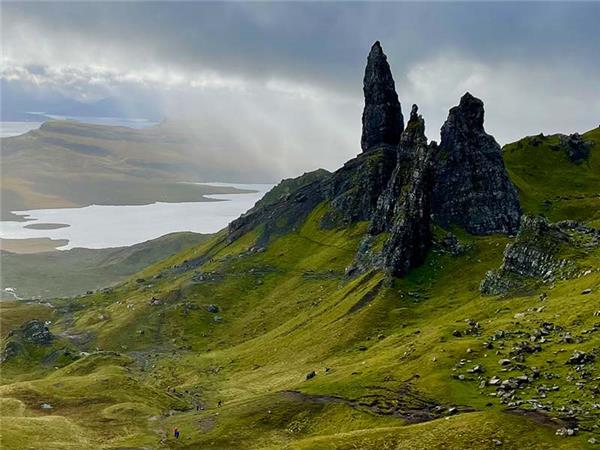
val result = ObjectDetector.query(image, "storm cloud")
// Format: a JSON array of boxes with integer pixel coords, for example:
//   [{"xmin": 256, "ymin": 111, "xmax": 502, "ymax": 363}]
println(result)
[{"xmin": 2, "ymin": 2, "xmax": 599, "ymax": 179}]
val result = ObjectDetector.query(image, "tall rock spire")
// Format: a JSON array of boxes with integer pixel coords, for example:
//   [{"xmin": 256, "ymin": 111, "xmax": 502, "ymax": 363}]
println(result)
[
  {"xmin": 432, "ymin": 92, "xmax": 521, "ymax": 235},
  {"xmin": 361, "ymin": 41, "xmax": 404, "ymax": 152},
  {"xmin": 360, "ymin": 103, "xmax": 432, "ymax": 277}
]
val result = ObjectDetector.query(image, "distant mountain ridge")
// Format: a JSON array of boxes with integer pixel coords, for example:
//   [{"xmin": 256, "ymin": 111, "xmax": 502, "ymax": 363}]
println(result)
[{"xmin": 0, "ymin": 120, "xmax": 276, "ymax": 220}]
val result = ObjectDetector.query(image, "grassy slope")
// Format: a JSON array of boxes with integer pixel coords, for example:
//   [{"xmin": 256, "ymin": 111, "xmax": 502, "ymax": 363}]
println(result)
[
  {"xmin": 504, "ymin": 128, "xmax": 600, "ymax": 225},
  {"xmin": 1, "ymin": 129, "xmax": 599, "ymax": 449},
  {"xmin": 0, "ymin": 232, "xmax": 210, "ymax": 299}
]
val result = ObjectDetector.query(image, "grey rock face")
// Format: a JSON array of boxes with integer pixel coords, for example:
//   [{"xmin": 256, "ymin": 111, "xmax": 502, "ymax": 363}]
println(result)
[
  {"xmin": 352, "ymin": 106, "xmax": 433, "ymax": 277},
  {"xmin": 361, "ymin": 41, "xmax": 404, "ymax": 152},
  {"xmin": 435, "ymin": 232, "xmax": 470, "ymax": 256},
  {"xmin": 432, "ymin": 92, "xmax": 521, "ymax": 235},
  {"xmin": 398, "ymin": 104, "xmax": 426, "ymax": 151},
  {"xmin": 378, "ymin": 147, "xmax": 432, "ymax": 276},
  {"xmin": 480, "ymin": 216, "xmax": 599, "ymax": 295},
  {"xmin": 499, "ymin": 216, "xmax": 570, "ymax": 278},
  {"xmin": 322, "ymin": 147, "xmax": 397, "ymax": 228}
]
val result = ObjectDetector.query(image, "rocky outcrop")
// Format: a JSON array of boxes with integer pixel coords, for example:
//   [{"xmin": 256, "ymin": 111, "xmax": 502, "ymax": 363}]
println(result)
[
  {"xmin": 351, "ymin": 105, "xmax": 433, "ymax": 277},
  {"xmin": 361, "ymin": 41, "xmax": 404, "ymax": 152},
  {"xmin": 14, "ymin": 319, "xmax": 54, "ymax": 345},
  {"xmin": 480, "ymin": 216, "xmax": 599, "ymax": 295},
  {"xmin": 228, "ymin": 46, "xmax": 526, "ymax": 281},
  {"xmin": 229, "ymin": 173, "xmax": 329, "ymax": 245},
  {"xmin": 323, "ymin": 42, "xmax": 406, "ymax": 227},
  {"xmin": 558, "ymin": 133, "xmax": 593, "ymax": 162},
  {"xmin": 321, "ymin": 148, "xmax": 397, "ymax": 228},
  {"xmin": 2, "ymin": 319, "xmax": 54, "ymax": 363},
  {"xmin": 252, "ymin": 169, "xmax": 331, "ymax": 211},
  {"xmin": 432, "ymin": 93, "xmax": 521, "ymax": 235}
]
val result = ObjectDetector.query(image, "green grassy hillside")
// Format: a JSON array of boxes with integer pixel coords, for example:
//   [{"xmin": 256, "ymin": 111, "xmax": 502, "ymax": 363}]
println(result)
[
  {"xmin": 1, "ymin": 128, "xmax": 598, "ymax": 449},
  {"xmin": 0, "ymin": 232, "xmax": 210, "ymax": 299},
  {"xmin": 504, "ymin": 128, "xmax": 600, "ymax": 225}
]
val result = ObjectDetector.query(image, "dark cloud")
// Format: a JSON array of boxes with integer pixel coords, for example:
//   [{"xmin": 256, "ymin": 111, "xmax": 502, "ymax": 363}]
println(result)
[
  {"xmin": 4, "ymin": 2, "xmax": 599, "ymax": 87},
  {"xmin": 2, "ymin": 2, "xmax": 599, "ymax": 176}
]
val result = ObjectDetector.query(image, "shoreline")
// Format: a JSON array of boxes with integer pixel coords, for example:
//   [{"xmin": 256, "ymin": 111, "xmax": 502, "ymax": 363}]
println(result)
[
  {"xmin": 0, "ymin": 183, "xmax": 273, "ymax": 251},
  {"xmin": 0, "ymin": 237, "xmax": 69, "ymax": 254}
]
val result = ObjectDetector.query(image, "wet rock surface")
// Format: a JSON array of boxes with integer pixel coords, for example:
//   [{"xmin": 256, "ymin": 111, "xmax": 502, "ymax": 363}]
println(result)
[{"xmin": 432, "ymin": 92, "xmax": 521, "ymax": 235}]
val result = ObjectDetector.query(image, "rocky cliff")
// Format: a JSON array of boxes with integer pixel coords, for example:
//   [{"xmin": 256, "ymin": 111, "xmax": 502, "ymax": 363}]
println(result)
[
  {"xmin": 481, "ymin": 215, "xmax": 600, "ymax": 295},
  {"xmin": 230, "ymin": 43, "xmax": 523, "ymax": 278},
  {"xmin": 432, "ymin": 93, "xmax": 521, "ymax": 235}
]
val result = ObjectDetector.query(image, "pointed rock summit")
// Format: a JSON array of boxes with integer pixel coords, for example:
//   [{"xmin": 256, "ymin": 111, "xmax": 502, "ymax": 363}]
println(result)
[
  {"xmin": 400, "ymin": 104, "xmax": 427, "ymax": 149},
  {"xmin": 361, "ymin": 41, "xmax": 404, "ymax": 152},
  {"xmin": 432, "ymin": 92, "xmax": 521, "ymax": 234}
]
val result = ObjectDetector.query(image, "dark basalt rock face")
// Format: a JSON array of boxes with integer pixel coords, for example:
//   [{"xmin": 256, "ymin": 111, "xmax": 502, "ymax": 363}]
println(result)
[
  {"xmin": 321, "ymin": 147, "xmax": 397, "ymax": 228},
  {"xmin": 361, "ymin": 41, "xmax": 404, "ymax": 152},
  {"xmin": 432, "ymin": 92, "xmax": 521, "ymax": 235},
  {"xmin": 253, "ymin": 169, "xmax": 331, "ymax": 210},
  {"xmin": 323, "ymin": 42, "xmax": 406, "ymax": 227},
  {"xmin": 352, "ymin": 105, "xmax": 433, "ymax": 277},
  {"xmin": 369, "ymin": 105, "xmax": 429, "ymax": 235},
  {"xmin": 480, "ymin": 216, "xmax": 599, "ymax": 295}
]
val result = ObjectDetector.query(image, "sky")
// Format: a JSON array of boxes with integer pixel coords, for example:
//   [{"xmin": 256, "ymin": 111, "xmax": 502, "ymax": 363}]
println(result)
[{"xmin": 2, "ymin": 2, "xmax": 600, "ymax": 180}]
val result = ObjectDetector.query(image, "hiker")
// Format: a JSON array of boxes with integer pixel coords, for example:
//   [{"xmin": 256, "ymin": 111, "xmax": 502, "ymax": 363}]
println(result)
[
  {"xmin": 173, "ymin": 427, "xmax": 180, "ymax": 439},
  {"xmin": 217, "ymin": 400, "xmax": 222, "ymax": 408}
]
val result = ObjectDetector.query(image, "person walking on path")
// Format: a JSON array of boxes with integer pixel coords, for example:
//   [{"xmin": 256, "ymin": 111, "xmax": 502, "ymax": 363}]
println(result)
[{"xmin": 173, "ymin": 427, "xmax": 180, "ymax": 439}]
